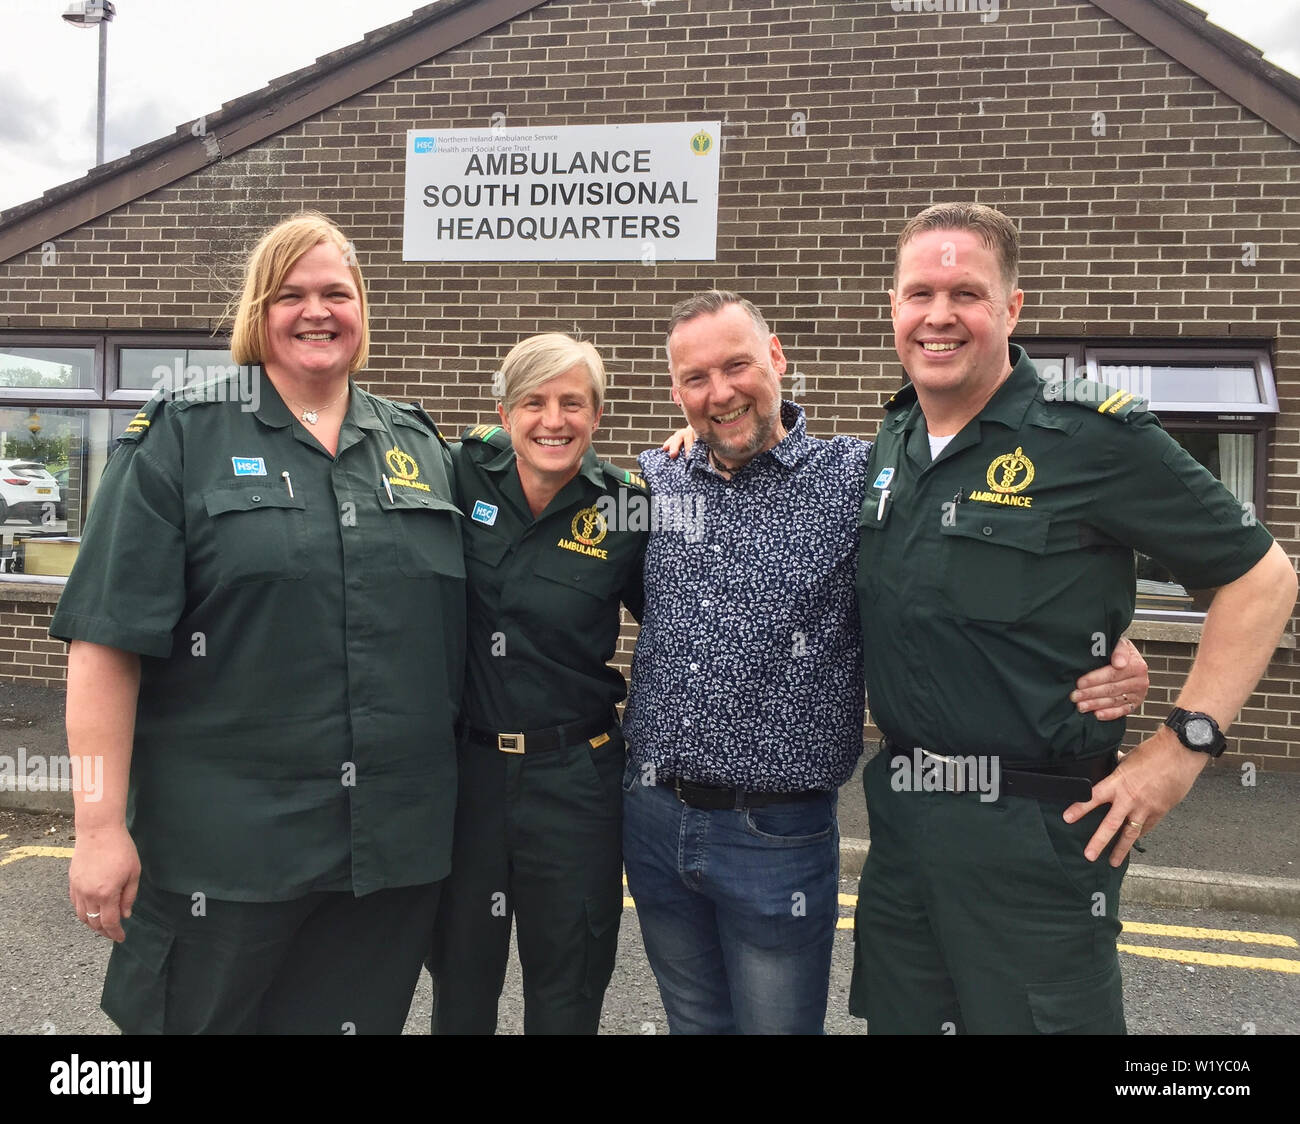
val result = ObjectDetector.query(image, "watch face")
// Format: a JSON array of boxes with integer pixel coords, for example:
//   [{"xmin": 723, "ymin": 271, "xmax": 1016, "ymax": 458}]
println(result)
[{"xmin": 1186, "ymin": 718, "xmax": 1215, "ymax": 746}]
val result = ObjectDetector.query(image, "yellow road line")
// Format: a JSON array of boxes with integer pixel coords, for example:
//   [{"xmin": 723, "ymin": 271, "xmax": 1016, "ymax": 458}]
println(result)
[
  {"xmin": 0, "ymin": 845, "xmax": 75, "ymax": 867},
  {"xmin": 1117, "ymin": 943, "xmax": 1300, "ymax": 974},
  {"xmin": 837, "ymin": 917, "xmax": 854, "ymax": 930},
  {"xmin": 1122, "ymin": 920, "xmax": 1297, "ymax": 948}
]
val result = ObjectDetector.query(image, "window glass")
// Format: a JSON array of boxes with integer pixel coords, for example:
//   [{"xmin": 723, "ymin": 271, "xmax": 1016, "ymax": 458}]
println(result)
[
  {"xmin": 0, "ymin": 406, "xmax": 139, "ymax": 581},
  {"xmin": 119, "ymin": 347, "xmax": 236, "ymax": 392},
  {"xmin": 0, "ymin": 347, "xmax": 95, "ymax": 390},
  {"xmin": 1094, "ymin": 361, "xmax": 1262, "ymax": 409}
]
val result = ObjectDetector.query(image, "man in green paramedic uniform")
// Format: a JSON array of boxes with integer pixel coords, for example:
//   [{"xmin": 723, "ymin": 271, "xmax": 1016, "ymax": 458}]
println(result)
[
  {"xmin": 430, "ymin": 333, "xmax": 648, "ymax": 1034},
  {"xmin": 851, "ymin": 202, "xmax": 1297, "ymax": 1034},
  {"xmin": 52, "ymin": 215, "xmax": 466, "ymax": 1033}
]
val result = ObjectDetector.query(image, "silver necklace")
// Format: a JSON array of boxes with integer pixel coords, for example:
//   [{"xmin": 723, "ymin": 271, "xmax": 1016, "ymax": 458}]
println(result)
[{"xmin": 286, "ymin": 385, "xmax": 347, "ymax": 425}]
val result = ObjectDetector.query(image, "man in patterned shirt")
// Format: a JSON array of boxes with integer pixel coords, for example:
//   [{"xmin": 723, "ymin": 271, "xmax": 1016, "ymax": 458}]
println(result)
[{"xmin": 620, "ymin": 290, "xmax": 1147, "ymax": 1034}]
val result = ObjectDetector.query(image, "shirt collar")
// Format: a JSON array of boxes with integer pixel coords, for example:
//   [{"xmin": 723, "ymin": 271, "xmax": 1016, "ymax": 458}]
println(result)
[
  {"xmin": 895, "ymin": 343, "xmax": 1039, "ymax": 438},
  {"xmin": 972, "ymin": 344, "xmax": 1040, "ymax": 431},
  {"xmin": 254, "ymin": 376, "xmax": 380, "ymax": 429},
  {"xmin": 686, "ymin": 401, "xmax": 811, "ymax": 476}
]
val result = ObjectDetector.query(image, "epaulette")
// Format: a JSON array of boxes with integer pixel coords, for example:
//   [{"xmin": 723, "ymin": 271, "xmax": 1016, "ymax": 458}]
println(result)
[
  {"xmin": 395, "ymin": 400, "xmax": 451, "ymax": 449},
  {"xmin": 884, "ymin": 382, "xmax": 918, "ymax": 411},
  {"xmin": 460, "ymin": 423, "xmax": 512, "ymax": 451},
  {"xmin": 1050, "ymin": 378, "xmax": 1148, "ymax": 423},
  {"xmin": 117, "ymin": 395, "xmax": 168, "ymax": 445},
  {"xmin": 604, "ymin": 463, "xmax": 648, "ymax": 492}
]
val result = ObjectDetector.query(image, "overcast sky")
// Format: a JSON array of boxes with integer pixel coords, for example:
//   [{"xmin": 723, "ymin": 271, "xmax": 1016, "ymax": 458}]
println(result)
[{"xmin": 0, "ymin": 0, "xmax": 1297, "ymax": 214}]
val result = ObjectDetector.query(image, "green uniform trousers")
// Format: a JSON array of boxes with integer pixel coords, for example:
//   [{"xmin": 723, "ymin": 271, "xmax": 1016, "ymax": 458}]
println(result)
[
  {"xmin": 101, "ymin": 877, "xmax": 440, "ymax": 1034},
  {"xmin": 850, "ymin": 748, "xmax": 1128, "ymax": 1034},
  {"xmin": 430, "ymin": 726, "xmax": 625, "ymax": 1034}
]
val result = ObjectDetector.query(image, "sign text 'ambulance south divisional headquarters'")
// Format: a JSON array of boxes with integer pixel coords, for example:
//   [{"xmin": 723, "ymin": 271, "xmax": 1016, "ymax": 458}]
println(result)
[{"xmin": 403, "ymin": 121, "xmax": 722, "ymax": 262}]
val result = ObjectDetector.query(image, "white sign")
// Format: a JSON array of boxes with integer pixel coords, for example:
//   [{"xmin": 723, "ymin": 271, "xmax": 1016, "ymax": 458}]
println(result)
[{"xmin": 403, "ymin": 121, "xmax": 721, "ymax": 262}]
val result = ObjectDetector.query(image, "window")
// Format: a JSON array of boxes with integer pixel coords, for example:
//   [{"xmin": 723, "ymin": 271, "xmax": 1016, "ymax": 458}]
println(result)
[
  {"xmin": 1022, "ymin": 342, "xmax": 1276, "ymax": 621},
  {"xmin": 0, "ymin": 335, "xmax": 232, "ymax": 582}
]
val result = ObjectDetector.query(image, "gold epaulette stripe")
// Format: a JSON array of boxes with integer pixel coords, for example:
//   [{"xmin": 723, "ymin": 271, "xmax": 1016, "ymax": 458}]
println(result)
[{"xmin": 1096, "ymin": 390, "xmax": 1125, "ymax": 414}]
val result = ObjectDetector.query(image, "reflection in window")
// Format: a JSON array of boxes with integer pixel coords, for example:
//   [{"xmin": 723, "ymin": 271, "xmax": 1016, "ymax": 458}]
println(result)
[
  {"xmin": 0, "ymin": 407, "xmax": 138, "ymax": 580},
  {"xmin": 0, "ymin": 347, "xmax": 95, "ymax": 390},
  {"xmin": 119, "ymin": 347, "xmax": 237, "ymax": 392}
]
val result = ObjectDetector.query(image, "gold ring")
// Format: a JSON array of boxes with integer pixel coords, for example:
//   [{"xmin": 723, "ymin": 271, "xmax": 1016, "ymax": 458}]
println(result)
[{"xmin": 1127, "ymin": 820, "xmax": 1143, "ymax": 832}]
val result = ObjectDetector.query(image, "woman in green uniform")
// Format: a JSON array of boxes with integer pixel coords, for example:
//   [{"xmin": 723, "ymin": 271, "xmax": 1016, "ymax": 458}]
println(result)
[
  {"xmin": 52, "ymin": 213, "xmax": 466, "ymax": 1034},
  {"xmin": 429, "ymin": 333, "xmax": 648, "ymax": 1034}
]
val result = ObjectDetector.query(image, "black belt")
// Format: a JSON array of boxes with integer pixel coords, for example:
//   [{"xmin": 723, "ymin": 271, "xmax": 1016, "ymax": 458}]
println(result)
[
  {"xmin": 459, "ymin": 713, "xmax": 615, "ymax": 755},
  {"xmin": 882, "ymin": 737, "xmax": 1115, "ymax": 803},
  {"xmin": 662, "ymin": 775, "xmax": 827, "ymax": 811}
]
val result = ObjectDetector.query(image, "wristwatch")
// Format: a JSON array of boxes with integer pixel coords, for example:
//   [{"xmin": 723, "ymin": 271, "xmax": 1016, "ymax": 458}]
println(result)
[{"xmin": 1164, "ymin": 708, "xmax": 1227, "ymax": 757}]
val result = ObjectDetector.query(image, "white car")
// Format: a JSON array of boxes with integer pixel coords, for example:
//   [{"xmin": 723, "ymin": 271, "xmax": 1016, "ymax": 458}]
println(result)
[{"xmin": 0, "ymin": 460, "xmax": 61, "ymax": 524}]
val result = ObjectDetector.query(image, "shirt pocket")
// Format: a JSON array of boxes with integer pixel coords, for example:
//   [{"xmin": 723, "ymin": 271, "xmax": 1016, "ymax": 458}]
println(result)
[
  {"xmin": 940, "ymin": 504, "xmax": 1049, "ymax": 622},
  {"xmin": 532, "ymin": 544, "xmax": 624, "ymax": 608},
  {"xmin": 202, "ymin": 484, "xmax": 309, "ymax": 586},
  {"xmin": 375, "ymin": 487, "xmax": 465, "ymax": 580}
]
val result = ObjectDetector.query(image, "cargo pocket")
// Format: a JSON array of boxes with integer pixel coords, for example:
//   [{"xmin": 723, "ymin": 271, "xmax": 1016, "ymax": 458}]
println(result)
[
  {"xmin": 580, "ymin": 891, "xmax": 622, "ymax": 1000},
  {"xmin": 100, "ymin": 910, "xmax": 175, "ymax": 1035},
  {"xmin": 1027, "ymin": 960, "xmax": 1125, "ymax": 1035}
]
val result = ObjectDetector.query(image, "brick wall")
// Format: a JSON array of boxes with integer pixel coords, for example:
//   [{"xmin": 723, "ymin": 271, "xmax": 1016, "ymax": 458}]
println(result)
[
  {"xmin": 0, "ymin": 594, "xmax": 63, "ymax": 689},
  {"xmin": 1, "ymin": 0, "xmax": 1297, "ymax": 767}
]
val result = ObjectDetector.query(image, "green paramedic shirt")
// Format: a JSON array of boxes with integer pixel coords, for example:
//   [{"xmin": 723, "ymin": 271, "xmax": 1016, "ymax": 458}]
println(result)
[
  {"xmin": 857, "ymin": 344, "xmax": 1274, "ymax": 763},
  {"xmin": 50, "ymin": 377, "xmax": 466, "ymax": 901},
  {"xmin": 453, "ymin": 424, "xmax": 647, "ymax": 732}
]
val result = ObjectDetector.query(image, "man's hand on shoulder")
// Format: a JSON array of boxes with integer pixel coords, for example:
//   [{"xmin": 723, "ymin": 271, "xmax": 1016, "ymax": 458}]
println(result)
[{"xmin": 662, "ymin": 426, "xmax": 696, "ymax": 459}]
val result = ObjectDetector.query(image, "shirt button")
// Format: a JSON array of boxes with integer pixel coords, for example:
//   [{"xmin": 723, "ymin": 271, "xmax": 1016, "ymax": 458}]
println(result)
[
  {"xmin": 982, "ymin": 525, "xmax": 993, "ymax": 536},
  {"xmin": 712, "ymin": 545, "xmax": 721, "ymax": 553},
  {"xmin": 700, "ymin": 600, "xmax": 710, "ymax": 607},
  {"xmin": 251, "ymin": 495, "xmax": 261, "ymax": 502},
  {"xmin": 689, "ymin": 662, "xmax": 699, "ymax": 671},
  {"xmin": 682, "ymin": 718, "xmax": 691, "ymax": 727}
]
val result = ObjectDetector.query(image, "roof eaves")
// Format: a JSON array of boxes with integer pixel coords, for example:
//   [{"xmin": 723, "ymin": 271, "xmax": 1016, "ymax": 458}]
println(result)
[{"xmin": 1092, "ymin": 0, "xmax": 1300, "ymax": 145}]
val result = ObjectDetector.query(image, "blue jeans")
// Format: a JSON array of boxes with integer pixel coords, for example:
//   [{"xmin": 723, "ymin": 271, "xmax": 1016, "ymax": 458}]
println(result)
[{"xmin": 621, "ymin": 760, "xmax": 839, "ymax": 1034}]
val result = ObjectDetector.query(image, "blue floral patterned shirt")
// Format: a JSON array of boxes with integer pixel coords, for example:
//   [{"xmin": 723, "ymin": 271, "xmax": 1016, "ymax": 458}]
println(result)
[{"xmin": 623, "ymin": 402, "xmax": 873, "ymax": 791}]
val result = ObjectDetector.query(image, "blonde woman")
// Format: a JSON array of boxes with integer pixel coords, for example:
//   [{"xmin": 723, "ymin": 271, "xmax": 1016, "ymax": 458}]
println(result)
[
  {"xmin": 53, "ymin": 213, "xmax": 465, "ymax": 1034},
  {"xmin": 430, "ymin": 333, "xmax": 647, "ymax": 1034}
]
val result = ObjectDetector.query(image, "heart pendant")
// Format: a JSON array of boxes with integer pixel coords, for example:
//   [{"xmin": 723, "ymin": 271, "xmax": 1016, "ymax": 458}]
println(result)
[{"xmin": 301, "ymin": 410, "xmax": 319, "ymax": 425}]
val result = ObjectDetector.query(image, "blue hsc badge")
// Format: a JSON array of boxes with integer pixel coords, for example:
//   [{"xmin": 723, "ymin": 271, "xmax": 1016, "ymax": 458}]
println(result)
[
  {"xmin": 872, "ymin": 467, "xmax": 895, "ymax": 489},
  {"xmin": 413, "ymin": 136, "xmax": 436, "ymax": 154},
  {"xmin": 471, "ymin": 500, "xmax": 499, "ymax": 526},
  {"xmin": 232, "ymin": 456, "xmax": 266, "ymax": 476}
]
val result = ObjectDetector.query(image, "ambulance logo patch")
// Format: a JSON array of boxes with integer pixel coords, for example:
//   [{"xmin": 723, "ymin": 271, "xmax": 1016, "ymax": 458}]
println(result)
[
  {"xmin": 471, "ymin": 500, "xmax": 499, "ymax": 526},
  {"xmin": 231, "ymin": 456, "xmax": 266, "ymax": 476}
]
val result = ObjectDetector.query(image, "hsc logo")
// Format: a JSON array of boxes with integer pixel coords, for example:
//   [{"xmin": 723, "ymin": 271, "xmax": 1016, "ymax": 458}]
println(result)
[{"xmin": 413, "ymin": 137, "xmax": 436, "ymax": 154}]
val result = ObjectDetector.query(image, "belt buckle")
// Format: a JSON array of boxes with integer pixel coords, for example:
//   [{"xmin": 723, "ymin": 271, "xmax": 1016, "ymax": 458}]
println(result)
[
  {"xmin": 498, "ymin": 733, "xmax": 525, "ymax": 755},
  {"xmin": 921, "ymin": 748, "xmax": 966, "ymax": 794}
]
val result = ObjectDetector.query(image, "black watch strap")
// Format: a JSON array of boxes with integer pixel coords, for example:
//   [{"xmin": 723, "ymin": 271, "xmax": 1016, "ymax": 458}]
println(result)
[{"xmin": 1164, "ymin": 707, "xmax": 1227, "ymax": 758}]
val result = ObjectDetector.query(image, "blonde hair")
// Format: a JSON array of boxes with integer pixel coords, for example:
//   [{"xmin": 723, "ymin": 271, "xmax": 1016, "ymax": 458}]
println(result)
[
  {"xmin": 499, "ymin": 333, "xmax": 605, "ymax": 414},
  {"xmin": 229, "ymin": 212, "xmax": 370, "ymax": 372}
]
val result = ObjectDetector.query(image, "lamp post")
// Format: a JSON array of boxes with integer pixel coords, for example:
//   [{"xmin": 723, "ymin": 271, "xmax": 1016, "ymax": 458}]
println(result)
[{"xmin": 61, "ymin": 1, "xmax": 117, "ymax": 167}]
